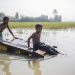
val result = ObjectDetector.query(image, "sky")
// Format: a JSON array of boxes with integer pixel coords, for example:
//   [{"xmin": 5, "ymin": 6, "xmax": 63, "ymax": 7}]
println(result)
[{"xmin": 0, "ymin": 0, "xmax": 75, "ymax": 21}]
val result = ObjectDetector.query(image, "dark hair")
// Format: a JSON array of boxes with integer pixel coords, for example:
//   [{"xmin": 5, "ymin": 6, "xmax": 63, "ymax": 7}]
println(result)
[
  {"xmin": 35, "ymin": 24, "xmax": 43, "ymax": 28},
  {"xmin": 3, "ymin": 16, "xmax": 9, "ymax": 21}
]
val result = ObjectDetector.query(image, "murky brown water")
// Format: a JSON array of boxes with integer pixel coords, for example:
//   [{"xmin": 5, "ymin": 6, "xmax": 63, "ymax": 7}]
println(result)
[{"xmin": 0, "ymin": 28, "xmax": 75, "ymax": 75}]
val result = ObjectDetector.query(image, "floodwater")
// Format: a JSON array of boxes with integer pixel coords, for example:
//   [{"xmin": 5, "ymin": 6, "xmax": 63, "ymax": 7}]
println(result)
[{"xmin": 0, "ymin": 28, "xmax": 75, "ymax": 75}]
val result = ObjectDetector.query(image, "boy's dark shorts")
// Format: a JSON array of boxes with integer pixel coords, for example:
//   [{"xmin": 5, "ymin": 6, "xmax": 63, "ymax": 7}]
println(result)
[{"xmin": 33, "ymin": 42, "xmax": 59, "ymax": 55}]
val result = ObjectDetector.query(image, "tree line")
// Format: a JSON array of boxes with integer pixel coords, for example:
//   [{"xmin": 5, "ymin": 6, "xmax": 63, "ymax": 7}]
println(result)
[{"xmin": 0, "ymin": 9, "xmax": 62, "ymax": 22}]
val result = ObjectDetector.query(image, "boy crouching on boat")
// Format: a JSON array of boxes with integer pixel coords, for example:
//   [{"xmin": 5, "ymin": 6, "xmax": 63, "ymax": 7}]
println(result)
[
  {"xmin": 0, "ymin": 16, "xmax": 16, "ymax": 41},
  {"xmin": 27, "ymin": 24, "xmax": 59, "ymax": 55}
]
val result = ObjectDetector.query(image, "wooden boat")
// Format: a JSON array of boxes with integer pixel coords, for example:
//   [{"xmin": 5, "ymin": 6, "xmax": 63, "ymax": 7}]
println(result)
[{"xmin": 0, "ymin": 39, "xmax": 45, "ymax": 58}]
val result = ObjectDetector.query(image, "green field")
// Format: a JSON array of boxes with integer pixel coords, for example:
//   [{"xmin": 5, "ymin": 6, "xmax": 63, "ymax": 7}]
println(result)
[{"xmin": 9, "ymin": 22, "xmax": 75, "ymax": 29}]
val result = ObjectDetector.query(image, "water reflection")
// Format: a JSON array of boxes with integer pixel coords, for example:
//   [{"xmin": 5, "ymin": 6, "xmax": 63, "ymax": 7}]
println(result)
[
  {"xmin": 16, "ymin": 29, "xmax": 23, "ymax": 34},
  {"xmin": 28, "ymin": 61, "xmax": 41, "ymax": 75},
  {"xmin": 0, "ymin": 56, "xmax": 11, "ymax": 75},
  {"xmin": 1, "ymin": 28, "xmax": 75, "ymax": 75}
]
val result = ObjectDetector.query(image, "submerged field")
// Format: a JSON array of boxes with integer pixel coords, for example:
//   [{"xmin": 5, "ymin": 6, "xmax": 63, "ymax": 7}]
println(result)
[
  {"xmin": 9, "ymin": 22, "xmax": 75, "ymax": 29},
  {"xmin": 0, "ymin": 29, "xmax": 75, "ymax": 75}
]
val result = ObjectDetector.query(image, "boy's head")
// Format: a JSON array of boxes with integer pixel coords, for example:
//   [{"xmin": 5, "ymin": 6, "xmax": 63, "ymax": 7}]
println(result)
[
  {"xmin": 35, "ymin": 24, "xmax": 43, "ymax": 33},
  {"xmin": 3, "ymin": 16, "xmax": 9, "ymax": 23}
]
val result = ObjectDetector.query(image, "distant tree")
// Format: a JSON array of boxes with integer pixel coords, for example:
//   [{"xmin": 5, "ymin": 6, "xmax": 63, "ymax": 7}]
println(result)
[
  {"xmin": 20, "ymin": 15, "xmax": 24, "ymax": 19},
  {"xmin": 53, "ymin": 9, "xmax": 58, "ymax": 15},
  {"xmin": 0, "ymin": 12, "xmax": 5, "ymax": 18},
  {"xmin": 52, "ymin": 9, "xmax": 62, "ymax": 22},
  {"xmin": 39, "ymin": 15, "xmax": 49, "ymax": 22},
  {"xmin": 15, "ymin": 12, "xmax": 19, "ymax": 19}
]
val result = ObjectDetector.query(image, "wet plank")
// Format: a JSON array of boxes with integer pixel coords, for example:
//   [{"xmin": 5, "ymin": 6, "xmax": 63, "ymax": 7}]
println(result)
[{"xmin": 0, "ymin": 39, "xmax": 44, "ymax": 58}]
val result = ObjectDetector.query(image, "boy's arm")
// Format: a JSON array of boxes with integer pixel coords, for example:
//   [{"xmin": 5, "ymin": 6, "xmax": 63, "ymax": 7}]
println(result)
[
  {"xmin": 7, "ymin": 25, "xmax": 15, "ymax": 38},
  {"xmin": 0, "ymin": 24, "xmax": 4, "ymax": 32},
  {"xmin": 27, "ymin": 34, "xmax": 33, "ymax": 49}
]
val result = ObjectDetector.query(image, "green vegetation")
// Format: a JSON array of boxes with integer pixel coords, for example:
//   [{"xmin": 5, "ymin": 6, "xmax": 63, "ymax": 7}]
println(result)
[{"xmin": 9, "ymin": 22, "xmax": 75, "ymax": 29}]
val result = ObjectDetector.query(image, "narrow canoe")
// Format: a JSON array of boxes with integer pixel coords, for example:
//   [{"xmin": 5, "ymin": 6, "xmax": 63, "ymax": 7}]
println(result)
[{"xmin": 0, "ymin": 39, "xmax": 44, "ymax": 58}]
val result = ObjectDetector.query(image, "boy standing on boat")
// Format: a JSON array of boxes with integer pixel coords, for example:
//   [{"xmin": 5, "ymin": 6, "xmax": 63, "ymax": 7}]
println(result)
[
  {"xmin": 27, "ymin": 24, "xmax": 59, "ymax": 55},
  {"xmin": 0, "ymin": 16, "xmax": 16, "ymax": 41}
]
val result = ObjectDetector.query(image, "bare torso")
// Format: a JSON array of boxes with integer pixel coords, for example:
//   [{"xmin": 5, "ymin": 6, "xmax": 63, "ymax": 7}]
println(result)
[
  {"xmin": 32, "ymin": 32, "xmax": 41, "ymax": 45},
  {"xmin": 0, "ymin": 23, "xmax": 7, "ymax": 32}
]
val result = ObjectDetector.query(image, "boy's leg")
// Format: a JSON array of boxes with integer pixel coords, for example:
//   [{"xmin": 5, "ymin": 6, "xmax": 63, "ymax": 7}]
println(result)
[
  {"xmin": 33, "ymin": 42, "xmax": 58, "ymax": 55},
  {"xmin": 33, "ymin": 43, "xmax": 40, "ymax": 51},
  {"xmin": 51, "ymin": 47, "xmax": 59, "ymax": 53},
  {"xmin": 38, "ymin": 43, "xmax": 58, "ymax": 55},
  {"xmin": 44, "ymin": 45, "xmax": 59, "ymax": 54}
]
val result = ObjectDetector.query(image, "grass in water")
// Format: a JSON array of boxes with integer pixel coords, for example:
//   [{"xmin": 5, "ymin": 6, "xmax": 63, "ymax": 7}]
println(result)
[{"xmin": 9, "ymin": 22, "xmax": 75, "ymax": 29}]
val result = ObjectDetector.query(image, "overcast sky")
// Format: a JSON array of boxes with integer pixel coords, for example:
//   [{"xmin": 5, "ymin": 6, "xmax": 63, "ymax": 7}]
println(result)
[{"xmin": 0, "ymin": 0, "xmax": 75, "ymax": 21}]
